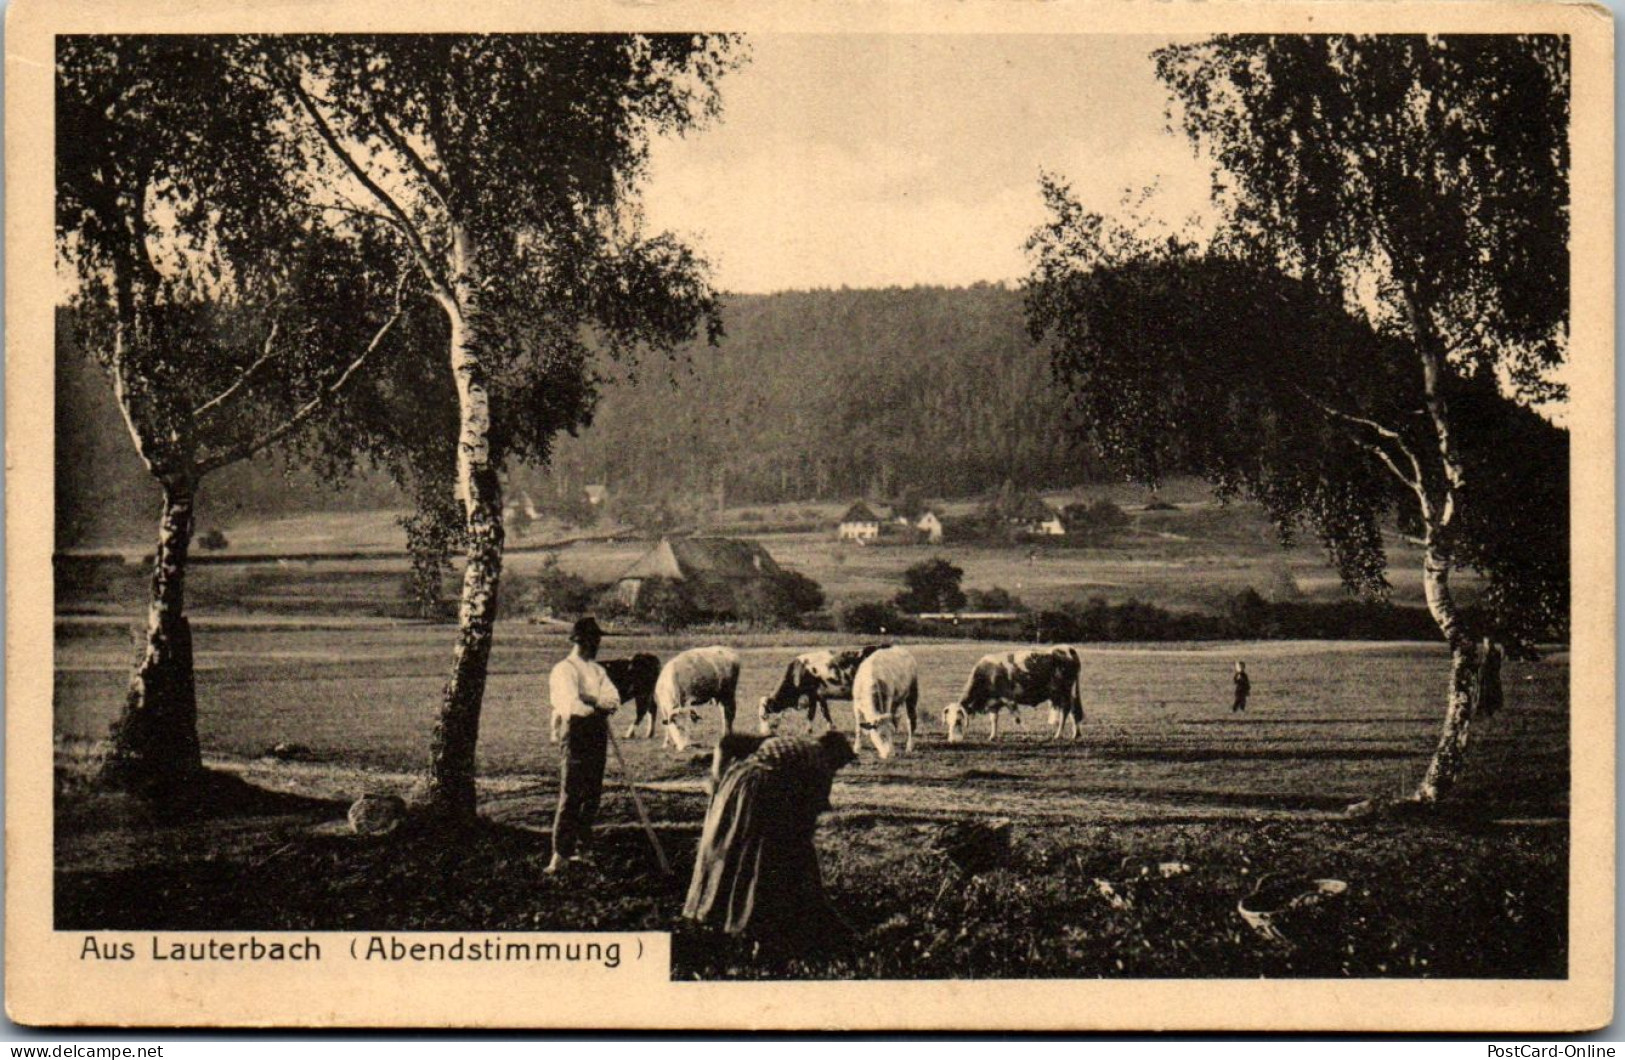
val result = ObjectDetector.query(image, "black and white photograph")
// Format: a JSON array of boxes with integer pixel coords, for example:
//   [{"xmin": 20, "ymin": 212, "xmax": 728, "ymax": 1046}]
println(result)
[{"xmin": 10, "ymin": 0, "xmax": 1613, "ymax": 1031}]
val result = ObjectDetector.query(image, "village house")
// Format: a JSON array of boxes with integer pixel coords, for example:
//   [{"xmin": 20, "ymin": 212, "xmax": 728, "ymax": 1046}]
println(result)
[
  {"xmin": 1006, "ymin": 494, "xmax": 1066, "ymax": 536},
  {"xmin": 837, "ymin": 502, "xmax": 882, "ymax": 543},
  {"xmin": 614, "ymin": 536, "xmax": 782, "ymax": 617}
]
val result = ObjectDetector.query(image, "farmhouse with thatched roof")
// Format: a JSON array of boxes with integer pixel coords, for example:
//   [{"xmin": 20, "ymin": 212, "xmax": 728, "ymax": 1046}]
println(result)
[
  {"xmin": 837, "ymin": 501, "xmax": 882, "ymax": 542},
  {"xmin": 614, "ymin": 536, "xmax": 783, "ymax": 616}
]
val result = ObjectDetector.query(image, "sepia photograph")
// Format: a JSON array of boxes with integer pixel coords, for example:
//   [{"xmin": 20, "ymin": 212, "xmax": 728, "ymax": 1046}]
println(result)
[{"xmin": 8, "ymin": 0, "xmax": 1613, "ymax": 1031}]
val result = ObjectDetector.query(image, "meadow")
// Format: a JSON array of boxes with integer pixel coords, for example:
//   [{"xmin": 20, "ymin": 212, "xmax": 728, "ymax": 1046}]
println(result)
[
  {"xmin": 53, "ymin": 490, "xmax": 1552, "ymax": 980},
  {"xmin": 55, "ymin": 617, "xmax": 1568, "ymax": 979}
]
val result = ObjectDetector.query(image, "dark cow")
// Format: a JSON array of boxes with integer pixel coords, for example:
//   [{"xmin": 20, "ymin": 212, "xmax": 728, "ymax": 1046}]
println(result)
[
  {"xmin": 600, "ymin": 653, "xmax": 663, "ymax": 739},
  {"xmin": 943, "ymin": 646, "xmax": 1084, "ymax": 743},
  {"xmin": 757, "ymin": 645, "xmax": 889, "ymax": 734}
]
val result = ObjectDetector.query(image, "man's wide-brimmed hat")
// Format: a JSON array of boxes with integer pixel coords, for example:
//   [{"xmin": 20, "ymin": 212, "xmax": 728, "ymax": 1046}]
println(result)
[{"xmin": 570, "ymin": 616, "xmax": 604, "ymax": 643}]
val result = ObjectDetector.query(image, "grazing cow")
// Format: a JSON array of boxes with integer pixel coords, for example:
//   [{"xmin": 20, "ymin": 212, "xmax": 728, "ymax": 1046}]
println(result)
[
  {"xmin": 850, "ymin": 646, "xmax": 919, "ymax": 759},
  {"xmin": 600, "ymin": 653, "xmax": 663, "ymax": 739},
  {"xmin": 656, "ymin": 646, "xmax": 742, "ymax": 751},
  {"xmin": 757, "ymin": 644, "xmax": 889, "ymax": 734},
  {"xmin": 943, "ymin": 646, "xmax": 1084, "ymax": 743}
]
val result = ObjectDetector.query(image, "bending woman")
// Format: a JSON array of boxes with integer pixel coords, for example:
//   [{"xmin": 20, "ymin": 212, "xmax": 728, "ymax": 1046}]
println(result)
[{"xmin": 682, "ymin": 731, "xmax": 857, "ymax": 950}]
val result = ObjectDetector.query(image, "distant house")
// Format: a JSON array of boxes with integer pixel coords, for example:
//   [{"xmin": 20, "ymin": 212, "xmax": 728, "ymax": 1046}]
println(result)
[
  {"xmin": 584, "ymin": 484, "xmax": 609, "ymax": 509},
  {"xmin": 614, "ymin": 536, "xmax": 783, "ymax": 616},
  {"xmin": 837, "ymin": 502, "xmax": 882, "ymax": 543},
  {"xmin": 1006, "ymin": 494, "xmax": 1066, "ymax": 536},
  {"xmin": 502, "ymin": 489, "xmax": 542, "ymax": 528},
  {"xmin": 915, "ymin": 510, "xmax": 945, "ymax": 544}
]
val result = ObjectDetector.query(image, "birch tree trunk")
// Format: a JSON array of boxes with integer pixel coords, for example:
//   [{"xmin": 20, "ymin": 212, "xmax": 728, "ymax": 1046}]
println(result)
[
  {"xmin": 1414, "ymin": 547, "xmax": 1482, "ymax": 803},
  {"xmin": 104, "ymin": 475, "xmax": 203, "ymax": 790},
  {"xmin": 426, "ymin": 227, "xmax": 505, "ymax": 824}
]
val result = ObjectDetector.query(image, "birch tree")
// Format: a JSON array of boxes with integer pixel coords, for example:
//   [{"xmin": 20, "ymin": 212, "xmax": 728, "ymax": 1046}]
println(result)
[
  {"xmin": 57, "ymin": 36, "xmax": 412, "ymax": 794},
  {"xmin": 267, "ymin": 34, "xmax": 735, "ymax": 823},
  {"xmin": 1027, "ymin": 34, "xmax": 1569, "ymax": 807}
]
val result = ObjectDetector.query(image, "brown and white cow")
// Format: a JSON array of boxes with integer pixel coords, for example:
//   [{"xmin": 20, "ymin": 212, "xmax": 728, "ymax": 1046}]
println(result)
[
  {"xmin": 600, "ymin": 653, "xmax": 662, "ymax": 739},
  {"xmin": 851, "ymin": 645, "xmax": 919, "ymax": 759},
  {"xmin": 655, "ymin": 646, "xmax": 742, "ymax": 751},
  {"xmin": 943, "ymin": 646, "xmax": 1084, "ymax": 743},
  {"xmin": 757, "ymin": 644, "xmax": 889, "ymax": 734}
]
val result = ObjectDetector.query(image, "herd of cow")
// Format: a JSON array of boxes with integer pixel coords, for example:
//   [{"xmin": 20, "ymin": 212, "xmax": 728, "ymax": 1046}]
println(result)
[{"xmin": 598, "ymin": 643, "xmax": 1087, "ymax": 759}]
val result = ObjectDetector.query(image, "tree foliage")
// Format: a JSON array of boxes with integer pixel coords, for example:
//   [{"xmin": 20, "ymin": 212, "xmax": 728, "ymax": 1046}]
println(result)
[
  {"xmin": 1155, "ymin": 34, "xmax": 1569, "ymax": 404},
  {"xmin": 895, "ymin": 557, "xmax": 968, "ymax": 614},
  {"xmin": 259, "ymin": 33, "xmax": 741, "ymax": 821},
  {"xmin": 1027, "ymin": 34, "xmax": 1570, "ymax": 804},
  {"xmin": 541, "ymin": 285, "xmax": 1109, "ymax": 506},
  {"xmin": 57, "ymin": 36, "xmax": 414, "ymax": 790}
]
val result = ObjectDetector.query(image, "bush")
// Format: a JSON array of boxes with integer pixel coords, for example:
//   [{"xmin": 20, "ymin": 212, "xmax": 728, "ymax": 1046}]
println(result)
[
  {"xmin": 777, "ymin": 570, "xmax": 826, "ymax": 615},
  {"xmin": 1017, "ymin": 590, "xmax": 1448, "ymax": 645},
  {"xmin": 967, "ymin": 586, "xmax": 1023, "ymax": 612},
  {"xmin": 1061, "ymin": 499, "xmax": 1131, "ymax": 542},
  {"xmin": 534, "ymin": 554, "xmax": 597, "ymax": 617},
  {"xmin": 894, "ymin": 557, "xmax": 967, "ymax": 613},
  {"xmin": 197, "ymin": 528, "xmax": 230, "ymax": 551},
  {"xmin": 840, "ymin": 601, "xmax": 904, "ymax": 635},
  {"xmin": 632, "ymin": 577, "xmax": 700, "ymax": 631}
]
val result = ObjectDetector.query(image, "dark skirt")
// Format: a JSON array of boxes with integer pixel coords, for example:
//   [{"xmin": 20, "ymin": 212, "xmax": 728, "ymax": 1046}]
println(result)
[{"xmin": 682, "ymin": 759, "xmax": 829, "ymax": 940}]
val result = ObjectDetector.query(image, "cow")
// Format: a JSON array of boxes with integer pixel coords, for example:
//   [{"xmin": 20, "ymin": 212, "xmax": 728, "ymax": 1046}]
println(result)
[
  {"xmin": 850, "ymin": 645, "xmax": 919, "ymax": 759},
  {"xmin": 757, "ymin": 644, "xmax": 889, "ymax": 735},
  {"xmin": 599, "ymin": 653, "xmax": 663, "ymax": 739},
  {"xmin": 655, "ymin": 646, "xmax": 742, "ymax": 752},
  {"xmin": 943, "ymin": 646, "xmax": 1084, "ymax": 743}
]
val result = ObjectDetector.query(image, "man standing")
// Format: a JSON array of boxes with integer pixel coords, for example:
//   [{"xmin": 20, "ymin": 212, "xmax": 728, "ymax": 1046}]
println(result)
[
  {"xmin": 1232, "ymin": 660, "xmax": 1251, "ymax": 713},
  {"xmin": 547, "ymin": 617, "xmax": 620, "ymax": 875}
]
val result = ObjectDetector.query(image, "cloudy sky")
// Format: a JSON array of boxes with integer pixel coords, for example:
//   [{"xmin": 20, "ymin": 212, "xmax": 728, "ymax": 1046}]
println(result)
[{"xmin": 643, "ymin": 34, "xmax": 1217, "ymax": 293}]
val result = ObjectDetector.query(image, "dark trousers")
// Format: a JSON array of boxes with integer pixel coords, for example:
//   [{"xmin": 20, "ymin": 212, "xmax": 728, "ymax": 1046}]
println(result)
[{"xmin": 553, "ymin": 712, "xmax": 608, "ymax": 859}]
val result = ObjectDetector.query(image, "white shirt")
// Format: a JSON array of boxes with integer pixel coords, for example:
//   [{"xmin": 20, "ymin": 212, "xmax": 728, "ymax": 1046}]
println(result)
[{"xmin": 549, "ymin": 652, "xmax": 621, "ymax": 722}]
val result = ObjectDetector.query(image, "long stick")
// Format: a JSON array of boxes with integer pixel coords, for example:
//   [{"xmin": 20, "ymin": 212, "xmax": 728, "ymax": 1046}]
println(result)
[{"xmin": 606, "ymin": 727, "xmax": 673, "ymax": 876}]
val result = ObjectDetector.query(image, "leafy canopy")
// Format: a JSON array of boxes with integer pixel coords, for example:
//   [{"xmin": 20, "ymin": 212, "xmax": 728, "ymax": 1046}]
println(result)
[
  {"xmin": 272, "ymin": 33, "xmax": 740, "ymax": 489},
  {"xmin": 1026, "ymin": 34, "xmax": 1569, "ymax": 647},
  {"xmin": 1154, "ymin": 34, "xmax": 1569, "ymax": 403}
]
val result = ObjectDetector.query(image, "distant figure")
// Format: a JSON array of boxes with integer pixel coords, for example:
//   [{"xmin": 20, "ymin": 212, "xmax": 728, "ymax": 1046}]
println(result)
[
  {"xmin": 1232, "ymin": 661, "xmax": 1251, "ymax": 713},
  {"xmin": 683, "ymin": 732, "xmax": 857, "ymax": 953},
  {"xmin": 546, "ymin": 617, "xmax": 620, "ymax": 875}
]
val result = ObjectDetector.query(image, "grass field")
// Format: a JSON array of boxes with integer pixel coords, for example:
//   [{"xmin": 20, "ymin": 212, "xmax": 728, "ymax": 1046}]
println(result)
[
  {"xmin": 50, "ymin": 480, "xmax": 1548, "ymax": 981},
  {"xmin": 55, "ymin": 619, "xmax": 1568, "ymax": 979}
]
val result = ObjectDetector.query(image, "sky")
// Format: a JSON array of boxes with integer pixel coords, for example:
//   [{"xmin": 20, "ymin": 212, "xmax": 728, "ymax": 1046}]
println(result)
[{"xmin": 642, "ymin": 34, "xmax": 1217, "ymax": 294}]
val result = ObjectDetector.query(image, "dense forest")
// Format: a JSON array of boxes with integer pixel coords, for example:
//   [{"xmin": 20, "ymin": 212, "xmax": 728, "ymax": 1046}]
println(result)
[
  {"xmin": 58, "ymin": 286, "xmax": 1109, "ymax": 547},
  {"xmin": 541, "ymin": 284, "xmax": 1106, "ymax": 506}
]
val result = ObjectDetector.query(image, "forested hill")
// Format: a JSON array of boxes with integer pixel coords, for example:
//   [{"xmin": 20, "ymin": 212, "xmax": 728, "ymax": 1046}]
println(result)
[
  {"xmin": 544, "ymin": 284, "xmax": 1104, "ymax": 505},
  {"xmin": 58, "ymin": 286, "xmax": 1107, "ymax": 547}
]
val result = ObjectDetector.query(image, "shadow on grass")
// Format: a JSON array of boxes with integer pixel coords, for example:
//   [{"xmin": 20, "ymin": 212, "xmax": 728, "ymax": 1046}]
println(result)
[
  {"xmin": 56, "ymin": 766, "xmax": 347, "ymax": 832},
  {"xmin": 56, "ymin": 766, "xmax": 697, "ymax": 933}
]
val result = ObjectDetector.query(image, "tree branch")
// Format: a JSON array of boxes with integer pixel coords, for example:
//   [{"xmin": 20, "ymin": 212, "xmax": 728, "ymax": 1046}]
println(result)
[
  {"xmin": 192, "ymin": 321, "xmax": 280, "ymax": 419},
  {"xmin": 281, "ymin": 68, "xmax": 451, "ymax": 301},
  {"xmin": 368, "ymin": 100, "xmax": 452, "ymax": 212},
  {"xmin": 318, "ymin": 202, "xmax": 405, "ymax": 232},
  {"xmin": 1345, "ymin": 434, "xmax": 1426, "ymax": 507},
  {"xmin": 1297, "ymin": 386, "xmax": 1428, "ymax": 493},
  {"xmin": 195, "ymin": 274, "xmax": 409, "ymax": 476}
]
